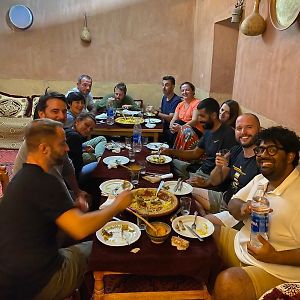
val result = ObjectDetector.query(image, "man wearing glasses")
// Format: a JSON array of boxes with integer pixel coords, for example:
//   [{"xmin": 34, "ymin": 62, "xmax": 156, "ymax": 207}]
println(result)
[{"xmin": 213, "ymin": 126, "xmax": 300, "ymax": 300}]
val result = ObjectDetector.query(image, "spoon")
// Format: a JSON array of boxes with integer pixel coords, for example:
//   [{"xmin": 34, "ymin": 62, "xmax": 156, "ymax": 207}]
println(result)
[{"xmin": 192, "ymin": 211, "xmax": 198, "ymax": 230}]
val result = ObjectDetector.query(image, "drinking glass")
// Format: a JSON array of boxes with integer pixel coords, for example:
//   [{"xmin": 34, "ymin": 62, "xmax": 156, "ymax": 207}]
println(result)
[
  {"xmin": 128, "ymin": 148, "xmax": 135, "ymax": 162},
  {"xmin": 125, "ymin": 137, "xmax": 132, "ymax": 149},
  {"xmin": 138, "ymin": 161, "xmax": 146, "ymax": 175},
  {"xmin": 137, "ymin": 211, "xmax": 148, "ymax": 230},
  {"xmin": 142, "ymin": 136, "xmax": 148, "ymax": 146},
  {"xmin": 130, "ymin": 169, "xmax": 140, "ymax": 186},
  {"xmin": 180, "ymin": 197, "xmax": 191, "ymax": 215}
]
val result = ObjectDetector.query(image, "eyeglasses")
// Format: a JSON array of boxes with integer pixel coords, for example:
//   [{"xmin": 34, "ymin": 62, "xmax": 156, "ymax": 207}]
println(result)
[{"xmin": 254, "ymin": 145, "xmax": 285, "ymax": 157}]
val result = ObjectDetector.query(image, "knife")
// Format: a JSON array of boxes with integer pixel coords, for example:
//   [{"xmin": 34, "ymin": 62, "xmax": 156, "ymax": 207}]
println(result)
[{"xmin": 185, "ymin": 225, "xmax": 204, "ymax": 242}]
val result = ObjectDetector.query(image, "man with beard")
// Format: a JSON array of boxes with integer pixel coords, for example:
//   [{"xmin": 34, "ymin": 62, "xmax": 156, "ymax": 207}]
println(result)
[
  {"xmin": 190, "ymin": 113, "xmax": 261, "ymax": 219},
  {"xmin": 161, "ymin": 97, "xmax": 237, "ymax": 179},
  {"xmin": 66, "ymin": 74, "xmax": 94, "ymax": 111},
  {"xmin": 95, "ymin": 82, "xmax": 140, "ymax": 112},
  {"xmin": 148, "ymin": 75, "xmax": 181, "ymax": 145},
  {"xmin": 13, "ymin": 92, "xmax": 89, "ymax": 210},
  {"xmin": 213, "ymin": 126, "xmax": 300, "ymax": 300},
  {"xmin": 0, "ymin": 119, "xmax": 132, "ymax": 299}
]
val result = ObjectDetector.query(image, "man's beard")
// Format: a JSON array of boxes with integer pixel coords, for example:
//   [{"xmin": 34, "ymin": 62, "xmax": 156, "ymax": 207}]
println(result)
[{"xmin": 202, "ymin": 121, "xmax": 214, "ymax": 130}]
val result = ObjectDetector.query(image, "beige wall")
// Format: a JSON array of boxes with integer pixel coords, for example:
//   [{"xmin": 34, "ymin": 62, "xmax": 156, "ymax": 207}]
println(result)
[
  {"xmin": 193, "ymin": 0, "xmax": 300, "ymax": 132},
  {"xmin": 1, "ymin": 0, "xmax": 300, "ymax": 133},
  {"xmin": 0, "ymin": 0, "xmax": 195, "ymax": 106}
]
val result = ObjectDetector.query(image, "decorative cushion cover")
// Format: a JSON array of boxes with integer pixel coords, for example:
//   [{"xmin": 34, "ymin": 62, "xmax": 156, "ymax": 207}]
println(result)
[
  {"xmin": 0, "ymin": 93, "xmax": 30, "ymax": 118},
  {"xmin": 0, "ymin": 117, "xmax": 31, "ymax": 149},
  {"xmin": 31, "ymin": 95, "xmax": 40, "ymax": 117}
]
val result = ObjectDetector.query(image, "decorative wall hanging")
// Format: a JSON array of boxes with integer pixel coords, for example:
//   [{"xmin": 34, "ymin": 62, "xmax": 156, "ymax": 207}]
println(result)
[
  {"xmin": 231, "ymin": 0, "xmax": 244, "ymax": 23},
  {"xmin": 269, "ymin": 0, "xmax": 300, "ymax": 30},
  {"xmin": 6, "ymin": 4, "xmax": 33, "ymax": 30},
  {"xmin": 241, "ymin": 0, "xmax": 266, "ymax": 36},
  {"xmin": 80, "ymin": 13, "xmax": 92, "ymax": 43}
]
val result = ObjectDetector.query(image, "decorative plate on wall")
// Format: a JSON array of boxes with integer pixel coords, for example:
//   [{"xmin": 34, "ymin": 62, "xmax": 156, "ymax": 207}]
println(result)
[
  {"xmin": 269, "ymin": 0, "xmax": 300, "ymax": 30},
  {"xmin": 6, "ymin": 4, "xmax": 33, "ymax": 30}
]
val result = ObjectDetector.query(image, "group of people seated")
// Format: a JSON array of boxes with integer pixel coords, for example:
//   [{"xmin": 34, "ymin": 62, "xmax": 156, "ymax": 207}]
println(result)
[{"xmin": 0, "ymin": 73, "xmax": 299, "ymax": 300}]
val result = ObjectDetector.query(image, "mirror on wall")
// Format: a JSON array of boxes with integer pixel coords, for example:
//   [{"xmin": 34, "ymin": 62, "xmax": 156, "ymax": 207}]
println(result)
[{"xmin": 6, "ymin": 4, "xmax": 34, "ymax": 31}]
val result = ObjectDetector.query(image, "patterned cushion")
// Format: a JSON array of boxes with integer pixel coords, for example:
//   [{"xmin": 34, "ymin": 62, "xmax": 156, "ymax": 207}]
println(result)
[
  {"xmin": 31, "ymin": 95, "xmax": 40, "ymax": 117},
  {"xmin": 0, "ymin": 92, "xmax": 30, "ymax": 118},
  {"xmin": 0, "ymin": 117, "xmax": 31, "ymax": 149}
]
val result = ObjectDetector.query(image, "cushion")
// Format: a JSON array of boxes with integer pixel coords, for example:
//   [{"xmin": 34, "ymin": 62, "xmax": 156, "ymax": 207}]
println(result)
[
  {"xmin": 0, "ymin": 92, "xmax": 30, "ymax": 118},
  {"xmin": 0, "ymin": 116, "xmax": 31, "ymax": 149},
  {"xmin": 31, "ymin": 95, "xmax": 40, "ymax": 117}
]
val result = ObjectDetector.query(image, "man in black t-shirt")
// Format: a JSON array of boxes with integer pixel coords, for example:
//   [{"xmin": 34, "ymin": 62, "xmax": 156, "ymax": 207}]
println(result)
[
  {"xmin": 0, "ymin": 119, "xmax": 132, "ymax": 300},
  {"xmin": 162, "ymin": 98, "xmax": 237, "ymax": 179},
  {"xmin": 190, "ymin": 114, "xmax": 261, "ymax": 223}
]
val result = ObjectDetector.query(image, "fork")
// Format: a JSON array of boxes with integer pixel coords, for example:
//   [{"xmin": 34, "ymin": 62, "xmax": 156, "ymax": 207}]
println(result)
[{"xmin": 191, "ymin": 211, "xmax": 198, "ymax": 230}]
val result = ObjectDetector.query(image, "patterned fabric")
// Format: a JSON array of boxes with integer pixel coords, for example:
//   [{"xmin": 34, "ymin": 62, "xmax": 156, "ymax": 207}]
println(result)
[
  {"xmin": 260, "ymin": 283, "xmax": 300, "ymax": 299},
  {"xmin": 0, "ymin": 94, "xmax": 30, "ymax": 118},
  {"xmin": 0, "ymin": 117, "xmax": 31, "ymax": 149},
  {"xmin": 173, "ymin": 124, "xmax": 200, "ymax": 150}
]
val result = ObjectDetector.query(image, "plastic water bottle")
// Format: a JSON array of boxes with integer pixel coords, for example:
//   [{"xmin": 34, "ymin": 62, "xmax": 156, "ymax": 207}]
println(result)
[
  {"xmin": 132, "ymin": 119, "xmax": 142, "ymax": 152},
  {"xmin": 106, "ymin": 97, "xmax": 115, "ymax": 125},
  {"xmin": 250, "ymin": 185, "xmax": 270, "ymax": 248}
]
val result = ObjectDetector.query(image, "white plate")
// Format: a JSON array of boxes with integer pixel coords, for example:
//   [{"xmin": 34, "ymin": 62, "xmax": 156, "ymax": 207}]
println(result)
[
  {"xmin": 144, "ymin": 112, "xmax": 155, "ymax": 117},
  {"xmin": 99, "ymin": 179, "xmax": 133, "ymax": 195},
  {"xmin": 164, "ymin": 181, "xmax": 193, "ymax": 195},
  {"xmin": 96, "ymin": 221, "xmax": 141, "ymax": 246},
  {"xmin": 103, "ymin": 156, "xmax": 129, "ymax": 165},
  {"xmin": 96, "ymin": 113, "xmax": 107, "ymax": 120},
  {"xmin": 105, "ymin": 142, "xmax": 125, "ymax": 150},
  {"xmin": 146, "ymin": 143, "xmax": 169, "ymax": 150},
  {"xmin": 145, "ymin": 118, "xmax": 161, "ymax": 123},
  {"xmin": 145, "ymin": 123, "xmax": 156, "ymax": 128},
  {"xmin": 122, "ymin": 109, "xmax": 141, "ymax": 116},
  {"xmin": 172, "ymin": 215, "xmax": 214, "ymax": 239},
  {"xmin": 146, "ymin": 154, "xmax": 172, "ymax": 164}
]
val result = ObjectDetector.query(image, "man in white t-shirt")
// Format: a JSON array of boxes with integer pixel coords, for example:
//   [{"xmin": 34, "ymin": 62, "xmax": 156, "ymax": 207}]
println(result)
[{"xmin": 213, "ymin": 126, "xmax": 300, "ymax": 300}]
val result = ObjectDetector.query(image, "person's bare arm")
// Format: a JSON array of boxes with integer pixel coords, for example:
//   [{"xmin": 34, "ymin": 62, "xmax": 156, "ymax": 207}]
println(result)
[
  {"xmin": 185, "ymin": 109, "xmax": 199, "ymax": 128},
  {"xmin": 56, "ymin": 190, "xmax": 132, "ymax": 240},
  {"xmin": 161, "ymin": 146, "xmax": 204, "ymax": 161},
  {"xmin": 169, "ymin": 111, "xmax": 179, "ymax": 128},
  {"xmin": 248, "ymin": 236, "xmax": 300, "ymax": 266},
  {"xmin": 157, "ymin": 111, "xmax": 174, "ymax": 123},
  {"xmin": 228, "ymin": 198, "xmax": 251, "ymax": 221},
  {"xmin": 209, "ymin": 153, "xmax": 231, "ymax": 186}
]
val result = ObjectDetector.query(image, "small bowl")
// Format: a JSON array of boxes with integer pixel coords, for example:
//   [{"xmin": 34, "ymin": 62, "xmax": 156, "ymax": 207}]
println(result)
[{"xmin": 146, "ymin": 222, "xmax": 171, "ymax": 244}]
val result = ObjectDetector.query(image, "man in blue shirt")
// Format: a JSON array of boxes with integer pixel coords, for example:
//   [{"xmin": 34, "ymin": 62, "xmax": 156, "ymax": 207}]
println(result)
[{"xmin": 152, "ymin": 75, "xmax": 181, "ymax": 145}]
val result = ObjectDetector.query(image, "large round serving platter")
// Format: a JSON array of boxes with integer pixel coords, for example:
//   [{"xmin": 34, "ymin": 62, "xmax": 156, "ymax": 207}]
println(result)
[
  {"xmin": 269, "ymin": 0, "xmax": 300, "ymax": 30},
  {"xmin": 96, "ymin": 221, "xmax": 141, "ymax": 246},
  {"xmin": 115, "ymin": 116, "xmax": 144, "ymax": 126},
  {"xmin": 129, "ymin": 188, "xmax": 178, "ymax": 217}
]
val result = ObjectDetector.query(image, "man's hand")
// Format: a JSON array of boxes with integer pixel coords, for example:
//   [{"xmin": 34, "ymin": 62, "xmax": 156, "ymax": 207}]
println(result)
[
  {"xmin": 247, "ymin": 235, "xmax": 277, "ymax": 263},
  {"xmin": 84, "ymin": 145, "xmax": 95, "ymax": 153},
  {"xmin": 113, "ymin": 190, "xmax": 132, "ymax": 212},
  {"xmin": 170, "ymin": 123, "xmax": 181, "ymax": 133},
  {"xmin": 75, "ymin": 190, "xmax": 91, "ymax": 212},
  {"xmin": 187, "ymin": 176, "xmax": 209, "ymax": 188},
  {"xmin": 215, "ymin": 153, "xmax": 229, "ymax": 168}
]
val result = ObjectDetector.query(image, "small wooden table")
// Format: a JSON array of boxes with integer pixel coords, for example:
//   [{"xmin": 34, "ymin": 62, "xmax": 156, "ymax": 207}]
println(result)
[{"xmin": 92, "ymin": 121, "xmax": 163, "ymax": 142}]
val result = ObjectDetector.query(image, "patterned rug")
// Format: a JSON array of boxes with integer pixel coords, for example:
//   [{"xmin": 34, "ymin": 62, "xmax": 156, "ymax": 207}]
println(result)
[{"xmin": 0, "ymin": 149, "xmax": 18, "ymax": 196}]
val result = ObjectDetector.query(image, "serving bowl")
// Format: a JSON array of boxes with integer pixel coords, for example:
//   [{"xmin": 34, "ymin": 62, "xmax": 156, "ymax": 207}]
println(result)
[{"xmin": 146, "ymin": 222, "xmax": 171, "ymax": 244}]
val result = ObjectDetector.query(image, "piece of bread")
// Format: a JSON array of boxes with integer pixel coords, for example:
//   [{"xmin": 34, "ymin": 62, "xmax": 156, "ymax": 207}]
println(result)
[{"xmin": 171, "ymin": 236, "xmax": 189, "ymax": 250}]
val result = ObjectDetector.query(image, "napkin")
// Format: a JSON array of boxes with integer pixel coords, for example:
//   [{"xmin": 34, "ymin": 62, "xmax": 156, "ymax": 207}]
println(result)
[
  {"xmin": 99, "ymin": 195, "xmax": 115, "ymax": 209},
  {"xmin": 107, "ymin": 163, "xmax": 117, "ymax": 169}
]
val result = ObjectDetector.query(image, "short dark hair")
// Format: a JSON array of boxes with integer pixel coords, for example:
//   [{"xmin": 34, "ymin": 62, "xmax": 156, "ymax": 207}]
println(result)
[
  {"xmin": 162, "ymin": 75, "xmax": 175, "ymax": 85},
  {"xmin": 25, "ymin": 118, "xmax": 63, "ymax": 152},
  {"xmin": 66, "ymin": 92, "xmax": 85, "ymax": 106},
  {"xmin": 34, "ymin": 91, "xmax": 66, "ymax": 120},
  {"xmin": 256, "ymin": 126, "xmax": 300, "ymax": 167},
  {"xmin": 114, "ymin": 82, "xmax": 127, "ymax": 94},
  {"xmin": 180, "ymin": 81, "xmax": 195, "ymax": 93},
  {"xmin": 75, "ymin": 112, "xmax": 96, "ymax": 124},
  {"xmin": 77, "ymin": 74, "xmax": 92, "ymax": 83},
  {"xmin": 221, "ymin": 99, "xmax": 240, "ymax": 127},
  {"xmin": 197, "ymin": 98, "xmax": 220, "ymax": 115}
]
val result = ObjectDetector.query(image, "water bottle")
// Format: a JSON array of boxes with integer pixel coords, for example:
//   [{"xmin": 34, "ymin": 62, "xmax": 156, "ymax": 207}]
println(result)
[
  {"xmin": 250, "ymin": 185, "xmax": 270, "ymax": 248},
  {"xmin": 106, "ymin": 97, "xmax": 115, "ymax": 125},
  {"xmin": 132, "ymin": 119, "xmax": 142, "ymax": 152}
]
